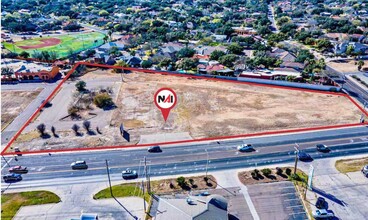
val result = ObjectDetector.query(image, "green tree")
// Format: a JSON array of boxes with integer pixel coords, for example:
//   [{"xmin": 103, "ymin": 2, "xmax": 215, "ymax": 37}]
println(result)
[
  {"xmin": 93, "ymin": 93, "xmax": 114, "ymax": 108},
  {"xmin": 316, "ymin": 39, "xmax": 332, "ymax": 51},
  {"xmin": 358, "ymin": 60, "xmax": 364, "ymax": 71},
  {"xmin": 99, "ymin": 10, "xmax": 109, "ymax": 17},
  {"xmin": 227, "ymin": 43, "xmax": 243, "ymax": 55},
  {"xmin": 108, "ymin": 46, "xmax": 120, "ymax": 56},
  {"xmin": 176, "ymin": 47, "xmax": 196, "ymax": 58},
  {"xmin": 219, "ymin": 54, "xmax": 238, "ymax": 67},
  {"xmin": 210, "ymin": 50, "xmax": 226, "ymax": 61},
  {"xmin": 141, "ymin": 60, "xmax": 153, "ymax": 68},
  {"xmin": 19, "ymin": 51, "xmax": 30, "ymax": 58},
  {"xmin": 346, "ymin": 45, "xmax": 354, "ymax": 56},
  {"xmin": 159, "ymin": 58, "xmax": 172, "ymax": 69},
  {"xmin": 177, "ymin": 58, "xmax": 198, "ymax": 70},
  {"xmin": 75, "ymin": 80, "xmax": 86, "ymax": 92},
  {"xmin": 176, "ymin": 176, "xmax": 187, "ymax": 188}
]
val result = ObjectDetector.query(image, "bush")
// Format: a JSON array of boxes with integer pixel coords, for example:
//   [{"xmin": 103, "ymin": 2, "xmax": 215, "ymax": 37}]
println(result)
[
  {"xmin": 285, "ymin": 168, "xmax": 292, "ymax": 176},
  {"xmin": 176, "ymin": 176, "xmax": 187, "ymax": 188},
  {"xmin": 290, "ymin": 173, "xmax": 301, "ymax": 181},
  {"xmin": 276, "ymin": 167, "xmax": 283, "ymax": 175},
  {"xmin": 37, "ymin": 123, "xmax": 46, "ymax": 135},
  {"xmin": 75, "ymin": 81, "xmax": 87, "ymax": 92},
  {"xmin": 93, "ymin": 93, "xmax": 114, "ymax": 109},
  {"xmin": 204, "ymin": 176, "xmax": 209, "ymax": 182},
  {"xmin": 189, "ymin": 178, "xmax": 194, "ymax": 185},
  {"xmin": 261, "ymin": 168, "xmax": 272, "ymax": 177},
  {"xmin": 68, "ymin": 105, "xmax": 79, "ymax": 117},
  {"xmin": 251, "ymin": 171, "xmax": 258, "ymax": 179},
  {"xmin": 254, "ymin": 169, "xmax": 260, "ymax": 175}
]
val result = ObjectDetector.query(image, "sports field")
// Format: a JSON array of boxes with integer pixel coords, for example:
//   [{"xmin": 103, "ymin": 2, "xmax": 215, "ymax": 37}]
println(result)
[{"xmin": 3, "ymin": 32, "xmax": 105, "ymax": 58}]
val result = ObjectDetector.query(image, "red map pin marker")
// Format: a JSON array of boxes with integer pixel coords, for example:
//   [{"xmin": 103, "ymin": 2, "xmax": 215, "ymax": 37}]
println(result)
[{"xmin": 154, "ymin": 88, "xmax": 177, "ymax": 122}]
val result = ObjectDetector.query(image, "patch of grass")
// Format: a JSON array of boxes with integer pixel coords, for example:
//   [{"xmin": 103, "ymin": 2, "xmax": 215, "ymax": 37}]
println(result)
[
  {"xmin": 93, "ymin": 183, "xmax": 149, "ymax": 201},
  {"xmin": 3, "ymin": 32, "xmax": 105, "ymax": 58},
  {"xmin": 288, "ymin": 169, "xmax": 308, "ymax": 188},
  {"xmin": 335, "ymin": 157, "xmax": 368, "ymax": 174},
  {"xmin": 1, "ymin": 190, "xmax": 60, "ymax": 220},
  {"xmin": 14, "ymin": 130, "xmax": 40, "ymax": 143}
]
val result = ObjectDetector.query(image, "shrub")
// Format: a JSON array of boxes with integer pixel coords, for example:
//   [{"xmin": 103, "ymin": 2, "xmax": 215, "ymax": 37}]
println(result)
[
  {"xmin": 93, "ymin": 93, "xmax": 114, "ymax": 108},
  {"xmin": 276, "ymin": 167, "xmax": 283, "ymax": 175},
  {"xmin": 251, "ymin": 171, "xmax": 258, "ymax": 179},
  {"xmin": 75, "ymin": 80, "xmax": 87, "ymax": 92},
  {"xmin": 290, "ymin": 173, "xmax": 301, "ymax": 181},
  {"xmin": 254, "ymin": 169, "xmax": 260, "ymax": 175},
  {"xmin": 204, "ymin": 176, "xmax": 209, "ymax": 182},
  {"xmin": 189, "ymin": 178, "xmax": 194, "ymax": 185},
  {"xmin": 68, "ymin": 105, "xmax": 79, "ymax": 117},
  {"xmin": 261, "ymin": 168, "xmax": 272, "ymax": 177},
  {"xmin": 37, "ymin": 123, "xmax": 46, "ymax": 136},
  {"xmin": 176, "ymin": 176, "xmax": 187, "ymax": 188},
  {"xmin": 285, "ymin": 168, "xmax": 292, "ymax": 176}
]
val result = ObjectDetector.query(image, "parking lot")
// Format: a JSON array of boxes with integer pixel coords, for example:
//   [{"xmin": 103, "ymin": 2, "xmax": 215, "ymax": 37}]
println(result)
[{"xmin": 248, "ymin": 181, "xmax": 308, "ymax": 220}]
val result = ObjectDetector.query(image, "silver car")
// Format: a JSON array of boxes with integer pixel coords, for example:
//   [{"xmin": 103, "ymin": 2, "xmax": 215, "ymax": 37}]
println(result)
[
  {"xmin": 312, "ymin": 209, "xmax": 334, "ymax": 219},
  {"xmin": 71, "ymin": 161, "xmax": 88, "ymax": 170},
  {"xmin": 362, "ymin": 164, "xmax": 368, "ymax": 177}
]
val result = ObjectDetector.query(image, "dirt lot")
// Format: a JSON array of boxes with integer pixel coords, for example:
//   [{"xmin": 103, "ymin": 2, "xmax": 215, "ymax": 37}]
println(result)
[
  {"xmin": 1, "ymin": 89, "xmax": 42, "ymax": 130},
  {"xmin": 9, "ymin": 69, "xmax": 363, "ymax": 152},
  {"xmin": 328, "ymin": 60, "xmax": 368, "ymax": 73},
  {"xmin": 111, "ymin": 72, "xmax": 361, "ymax": 141}
]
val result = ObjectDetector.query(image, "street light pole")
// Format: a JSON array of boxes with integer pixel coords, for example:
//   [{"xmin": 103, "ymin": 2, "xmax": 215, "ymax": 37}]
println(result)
[
  {"xmin": 205, "ymin": 149, "xmax": 209, "ymax": 178},
  {"xmin": 294, "ymin": 143, "xmax": 300, "ymax": 175}
]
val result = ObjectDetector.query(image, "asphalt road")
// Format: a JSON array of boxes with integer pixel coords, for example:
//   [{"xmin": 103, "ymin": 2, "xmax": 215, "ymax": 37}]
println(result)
[
  {"xmin": 325, "ymin": 65, "xmax": 368, "ymax": 104},
  {"xmin": 2, "ymin": 126, "xmax": 368, "ymax": 190}
]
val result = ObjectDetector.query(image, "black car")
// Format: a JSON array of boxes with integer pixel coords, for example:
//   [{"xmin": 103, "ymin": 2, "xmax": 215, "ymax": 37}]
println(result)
[
  {"xmin": 315, "ymin": 197, "xmax": 327, "ymax": 209},
  {"xmin": 3, "ymin": 173, "xmax": 22, "ymax": 182},
  {"xmin": 297, "ymin": 151, "xmax": 312, "ymax": 161},
  {"xmin": 316, "ymin": 144, "xmax": 330, "ymax": 153},
  {"xmin": 148, "ymin": 146, "xmax": 162, "ymax": 153}
]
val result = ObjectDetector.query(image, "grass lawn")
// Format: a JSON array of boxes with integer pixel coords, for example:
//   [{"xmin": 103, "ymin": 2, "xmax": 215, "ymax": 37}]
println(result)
[
  {"xmin": 93, "ymin": 183, "xmax": 150, "ymax": 201},
  {"xmin": 335, "ymin": 157, "xmax": 368, "ymax": 174},
  {"xmin": 1, "ymin": 190, "xmax": 60, "ymax": 220},
  {"xmin": 3, "ymin": 32, "xmax": 105, "ymax": 58}
]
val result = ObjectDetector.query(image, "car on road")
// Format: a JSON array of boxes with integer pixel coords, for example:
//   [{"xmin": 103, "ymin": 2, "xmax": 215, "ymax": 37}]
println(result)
[
  {"xmin": 148, "ymin": 146, "xmax": 162, "ymax": 153},
  {"xmin": 122, "ymin": 169, "xmax": 138, "ymax": 179},
  {"xmin": 312, "ymin": 209, "xmax": 334, "ymax": 219},
  {"xmin": 316, "ymin": 144, "xmax": 330, "ymax": 153},
  {"xmin": 3, "ymin": 173, "xmax": 22, "ymax": 182},
  {"xmin": 362, "ymin": 164, "xmax": 368, "ymax": 177},
  {"xmin": 315, "ymin": 197, "xmax": 327, "ymax": 209},
  {"xmin": 297, "ymin": 151, "xmax": 312, "ymax": 161},
  {"xmin": 237, "ymin": 144, "xmax": 254, "ymax": 152},
  {"xmin": 9, "ymin": 166, "xmax": 28, "ymax": 174},
  {"xmin": 71, "ymin": 161, "xmax": 88, "ymax": 170}
]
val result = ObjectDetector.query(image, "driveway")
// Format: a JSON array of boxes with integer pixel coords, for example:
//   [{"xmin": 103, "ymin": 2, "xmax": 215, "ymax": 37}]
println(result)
[{"xmin": 301, "ymin": 156, "xmax": 368, "ymax": 220}]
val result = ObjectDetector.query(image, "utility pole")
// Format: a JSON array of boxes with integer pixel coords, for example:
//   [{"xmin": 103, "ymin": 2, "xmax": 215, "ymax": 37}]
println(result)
[
  {"xmin": 142, "ymin": 180, "xmax": 146, "ymax": 213},
  {"xmin": 144, "ymin": 156, "xmax": 151, "ymax": 194},
  {"xmin": 294, "ymin": 143, "xmax": 300, "ymax": 175},
  {"xmin": 205, "ymin": 149, "xmax": 209, "ymax": 178}
]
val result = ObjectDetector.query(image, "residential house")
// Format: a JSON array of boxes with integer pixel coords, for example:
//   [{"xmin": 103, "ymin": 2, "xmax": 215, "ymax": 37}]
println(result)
[
  {"xmin": 232, "ymin": 27, "xmax": 257, "ymax": 35},
  {"xmin": 239, "ymin": 68, "xmax": 301, "ymax": 80},
  {"xmin": 194, "ymin": 46, "xmax": 227, "ymax": 56},
  {"xmin": 212, "ymin": 35, "xmax": 227, "ymax": 42},
  {"xmin": 267, "ymin": 48, "xmax": 296, "ymax": 62},
  {"xmin": 98, "ymin": 42, "xmax": 125, "ymax": 52},
  {"xmin": 155, "ymin": 194, "xmax": 228, "ymax": 220}
]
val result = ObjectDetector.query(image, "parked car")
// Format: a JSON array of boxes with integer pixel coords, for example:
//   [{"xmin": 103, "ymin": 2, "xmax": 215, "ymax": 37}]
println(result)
[
  {"xmin": 312, "ymin": 209, "xmax": 334, "ymax": 219},
  {"xmin": 3, "ymin": 173, "xmax": 22, "ymax": 182},
  {"xmin": 122, "ymin": 169, "xmax": 138, "ymax": 179},
  {"xmin": 9, "ymin": 166, "xmax": 28, "ymax": 174},
  {"xmin": 315, "ymin": 197, "xmax": 327, "ymax": 209},
  {"xmin": 362, "ymin": 164, "xmax": 368, "ymax": 177},
  {"xmin": 148, "ymin": 146, "xmax": 162, "ymax": 153},
  {"xmin": 316, "ymin": 144, "xmax": 330, "ymax": 153},
  {"xmin": 297, "ymin": 151, "xmax": 312, "ymax": 161},
  {"xmin": 237, "ymin": 144, "xmax": 254, "ymax": 152},
  {"xmin": 71, "ymin": 161, "xmax": 88, "ymax": 170}
]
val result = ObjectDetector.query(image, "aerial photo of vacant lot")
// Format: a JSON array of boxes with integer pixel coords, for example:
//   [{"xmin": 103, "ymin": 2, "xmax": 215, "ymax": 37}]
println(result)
[
  {"xmin": 9, "ymin": 67, "xmax": 363, "ymax": 152},
  {"xmin": 1, "ymin": 89, "xmax": 42, "ymax": 130}
]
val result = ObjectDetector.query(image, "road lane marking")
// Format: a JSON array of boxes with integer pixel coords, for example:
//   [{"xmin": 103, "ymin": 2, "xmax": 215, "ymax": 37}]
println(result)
[{"xmin": 1, "ymin": 158, "xmax": 13, "ymax": 170}]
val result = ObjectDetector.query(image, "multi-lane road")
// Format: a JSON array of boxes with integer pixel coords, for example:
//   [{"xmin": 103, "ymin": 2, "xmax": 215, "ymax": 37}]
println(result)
[{"xmin": 2, "ymin": 126, "xmax": 368, "ymax": 190}]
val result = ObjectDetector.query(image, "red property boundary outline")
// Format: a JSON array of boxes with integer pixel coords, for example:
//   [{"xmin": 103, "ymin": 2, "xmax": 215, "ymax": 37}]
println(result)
[{"xmin": 2, "ymin": 62, "xmax": 368, "ymax": 156}]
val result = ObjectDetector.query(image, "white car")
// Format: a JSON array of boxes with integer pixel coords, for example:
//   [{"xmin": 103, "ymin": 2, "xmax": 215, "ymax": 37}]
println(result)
[
  {"xmin": 312, "ymin": 209, "xmax": 334, "ymax": 219},
  {"xmin": 237, "ymin": 144, "xmax": 254, "ymax": 152},
  {"xmin": 362, "ymin": 164, "xmax": 368, "ymax": 177}
]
